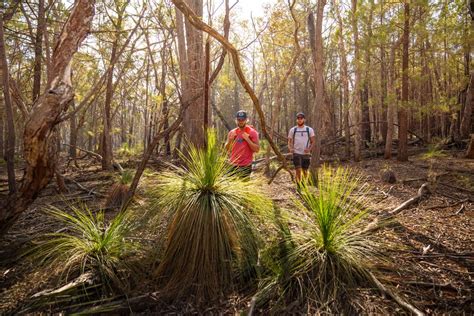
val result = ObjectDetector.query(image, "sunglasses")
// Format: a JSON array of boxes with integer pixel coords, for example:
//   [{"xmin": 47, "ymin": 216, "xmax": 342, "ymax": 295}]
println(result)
[
  {"xmin": 296, "ymin": 117, "xmax": 304, "ymax": 119},
  {"xmin": 237, "ymin": 118, "xmax": 246, "ymax": 122}
]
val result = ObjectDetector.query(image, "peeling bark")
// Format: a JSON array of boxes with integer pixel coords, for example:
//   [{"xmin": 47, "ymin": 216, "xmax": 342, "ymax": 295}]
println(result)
[{"xmin": 0, "ymin": 0, "xmax": 96, "ymax": 236}]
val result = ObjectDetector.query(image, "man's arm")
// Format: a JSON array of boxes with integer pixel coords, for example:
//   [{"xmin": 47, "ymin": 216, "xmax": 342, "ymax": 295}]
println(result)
[
  {"xmin": 288, "ymin": 128, "xmax": 294, "ymax": 153},
  {"xmin": 306, "ymin": 136, "xmax": 315, "ymax": 153},
  {"xmin": 225, "ymin": 130, "xmax": 236, "ymax": 151},
  {"xmin": 242, "ymin": 132, "xmax": 260, "ymax": 152}
]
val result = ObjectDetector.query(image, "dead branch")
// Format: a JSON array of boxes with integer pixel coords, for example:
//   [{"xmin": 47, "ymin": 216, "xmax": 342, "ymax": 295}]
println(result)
[
  {"xmin": 62, "ymin": 144, "xmax": 123, "ymax": 172},
  {"xmin": 369, "ymin": 272, "xmax": 425, "ymax": 316},
  {"xmin": 387, "ymin": 183, "xmax": 430, "ymax": 216},
  {"xmin": 31, "ymin": 271, "xmax": 96, "ymax": 298}
]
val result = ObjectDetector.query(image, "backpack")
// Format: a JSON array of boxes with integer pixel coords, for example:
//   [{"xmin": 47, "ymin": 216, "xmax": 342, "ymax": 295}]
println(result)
[{"xmin": 292, "ymin": 126, "xmax": 311, "ymax": 149}]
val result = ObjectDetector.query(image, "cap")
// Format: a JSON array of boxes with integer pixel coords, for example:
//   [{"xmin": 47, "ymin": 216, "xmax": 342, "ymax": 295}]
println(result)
[
  {"xmin": 236, "ymin": 110, "xmax": 247, "ymax": 119},
  {"xmin": 296, "ymin": 112, "xmax": 305, "ymax": 118}
]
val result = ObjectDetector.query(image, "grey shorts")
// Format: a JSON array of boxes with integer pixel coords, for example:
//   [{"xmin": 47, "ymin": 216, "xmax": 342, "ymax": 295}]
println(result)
[{"xmin": 293, "ymin": 154, "xmax": 311, "ymax": 170}]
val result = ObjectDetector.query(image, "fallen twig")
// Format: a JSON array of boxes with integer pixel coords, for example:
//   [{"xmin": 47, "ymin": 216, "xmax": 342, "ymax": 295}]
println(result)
[
  {"xmin": 455, "ymin": 204, "xmax": 466, "ymax": 214},
  {"xmin": 369, "ymin": 272, "xmax": 425, "ymax": 316}
]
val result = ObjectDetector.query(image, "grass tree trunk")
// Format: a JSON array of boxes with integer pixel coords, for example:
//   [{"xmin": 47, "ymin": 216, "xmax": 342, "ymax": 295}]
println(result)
[
  {"xmin": 308, "ymin": 1, "xmax": 326, "ymax": 174},
  {"xmin": 397, "ymin": 1, "xmax": 410, "ymax": 161},
  {"xmin": 0, "ymin": 9, "xmax": 16, "ymax": 194},
  {"xmin": 0, "ymin": 0, "xmax": 95, "ymax": 236}
]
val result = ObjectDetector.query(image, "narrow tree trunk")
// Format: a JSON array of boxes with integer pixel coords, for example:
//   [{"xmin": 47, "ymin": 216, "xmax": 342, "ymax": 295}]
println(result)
[
  {"xmin": 398, "ymin": 1, "xmax": 410, "ymax": 161},
  {"xmin": 69, "ymin": 102, "xmax": 77, "ymax": 160},
  {"xmin": 334, "ymin": 0, "xmax": 350, "ymax": 158},
  {"xmin": 466, "ymin": 134, "xmax": 474, "ymax": 158},
  {"xmin": 102, "ymin": 35, "xmax": 118, "ymax": 170},
  {"xmin": 308, "ymin": 1, "xmax": 326, "ymax": 173},
  {"xmin": 460, "ymin": 73, "xmax": 473, "ymax": 139},
  {"xmin": 32, "ymin": 0, "xmax": 45, "ymax": 102},
  {"xmin": 351, "ymin": 0, "xmax": 362, "ymax": 161},
  {"xmin": 0, "ymin": 9, "xmax": 16, "ymax": 194},
  {"xmin": 385, "ymin": 41, "xmax": 397, "ymax": 159}
]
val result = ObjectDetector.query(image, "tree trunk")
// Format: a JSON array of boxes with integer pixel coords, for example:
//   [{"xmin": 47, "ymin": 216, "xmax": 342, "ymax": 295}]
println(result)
[
  {"xmin": 0, "ymin": 0, "xmax": 95, "ymax": 236},
  {"xmin": 466, "ymin": 134, "xmax": 474, "ymax": 159},
  {"xmin": 182, "ymin": 0, "xmax": 205, "ymax": 147},
  {"xmin": 101, "ymin": 8, "xmax": 123, "ymax": 170},
  {"xmin": 351, "ymin": 0, "xmax": 362, "ymax": 161},
  {"xmin": 398, "ymin": 1, "xmax": 410, "ymax": 161},
  {"xmin": 308, "ymin": 1, "xmax": 326, "ymax": 173},
  {"xmin": 0, "ymin": 9, "xmax": 16, "ymax": 194},
  {"xmin": 32, "ymin": 0, "xmax": 45, "ymax": 102},
  {"xmin": 460, "ymin": 73, "xmax": 473, "ymax": 139},
  {"xmin": 334, "ymin": 0, "xmax": 350, "ymax": 159},
  {"xmin": 385, "ymin": 40, "xmax": 397, "ymax": 159},
  {"xmin": 69, "ymin": 101, "xmax": 77, "ymax": 159}
]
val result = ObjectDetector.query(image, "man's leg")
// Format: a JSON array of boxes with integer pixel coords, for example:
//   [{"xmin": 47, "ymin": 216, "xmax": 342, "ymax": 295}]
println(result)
[
  {"xmin": 293, "ymin": 154, "xmax": 303, "ymax": 183},
  {"xmin": 301, "ymin": 156, "xmax": 311, "ymax": 181}
]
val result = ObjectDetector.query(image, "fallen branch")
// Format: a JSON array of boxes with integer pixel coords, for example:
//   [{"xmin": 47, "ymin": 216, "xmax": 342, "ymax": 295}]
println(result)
[
  {"xmin": 63, "ymin": 144, "xmax": 123, "ymax": 173},
  {"xmin": 369, "ymin": 272, "xmax": 425, "ymax": 316},
  {"xmin": 64, "ymin": 177, "xmax": 105, "ymax": 197},
  {"xmin": 362, "ymin": 183, "xmax": 431, "ymax": 234},
  {"xmin": 387, "ymin": 183, "xmax": 430, "ymax": 216},
  {"xmin": 31, "ymin": 271, "xmax": 96, "ymax": 298}
]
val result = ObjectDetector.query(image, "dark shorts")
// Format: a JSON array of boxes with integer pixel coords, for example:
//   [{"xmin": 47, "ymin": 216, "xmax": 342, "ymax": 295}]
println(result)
[
  {"xmin": 293, "ymin": 154, "xmax": 311, "ymax": 170},
  {"xmin": 230, "ymin": 164, "xmax": 252, "ymax": 179}
]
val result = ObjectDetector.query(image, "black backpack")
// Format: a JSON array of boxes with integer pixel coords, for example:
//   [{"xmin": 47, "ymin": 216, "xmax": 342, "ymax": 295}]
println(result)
[{"xmin": 292, "ymin": 126, "xmax": 311, "ymax": 148}]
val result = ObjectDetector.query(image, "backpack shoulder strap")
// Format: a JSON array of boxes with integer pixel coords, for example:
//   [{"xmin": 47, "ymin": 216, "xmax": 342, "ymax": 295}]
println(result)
[
  {"xmin": 292, "ymin": 126, "xmax": 297, "ymax": 140},
  {"xmin": 306, "ymin": 127, "xmax": 310, "ymax": 148}
]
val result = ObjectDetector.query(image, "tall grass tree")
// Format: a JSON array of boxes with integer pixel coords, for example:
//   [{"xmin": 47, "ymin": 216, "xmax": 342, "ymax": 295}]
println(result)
[{"xmin": 152, "ymin": 130, "xmax": 272, "ymax": 300}]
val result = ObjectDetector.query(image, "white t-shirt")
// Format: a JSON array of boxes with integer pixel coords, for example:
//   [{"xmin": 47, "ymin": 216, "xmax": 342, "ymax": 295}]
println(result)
[{"xmin": 288, "ymin": 125, "xmax": 315, "ymax": 155}]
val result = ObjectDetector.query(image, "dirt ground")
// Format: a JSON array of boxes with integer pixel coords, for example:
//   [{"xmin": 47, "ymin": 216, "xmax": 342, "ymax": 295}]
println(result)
[{"xmin": 0, "ymin": 150, "xmax": 472, "ymax": 314}]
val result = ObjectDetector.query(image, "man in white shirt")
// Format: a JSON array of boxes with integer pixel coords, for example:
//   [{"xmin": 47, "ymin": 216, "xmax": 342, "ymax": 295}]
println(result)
[{"xmin": 288, "ymin": 112, "xmax": 315, "ymax": 183}]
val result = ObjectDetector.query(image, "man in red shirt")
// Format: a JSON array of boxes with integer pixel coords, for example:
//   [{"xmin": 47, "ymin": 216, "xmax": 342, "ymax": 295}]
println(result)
[{"xmin": 225, "ymin": 110, "xmax": 260, "ymax": 179}]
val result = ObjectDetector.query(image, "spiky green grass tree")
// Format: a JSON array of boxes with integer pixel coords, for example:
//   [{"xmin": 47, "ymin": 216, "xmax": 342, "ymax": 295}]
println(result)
[
  {"xmin": 31, "ymin": 204, "xmax": 138, "ymax": 293},
  {"xmin": 259, "ymin": 165, "xmax": 385, "ymax": 312},
  {"xmin": 152, "ymin": 131, "xmax": 272, "ymax": 300}
]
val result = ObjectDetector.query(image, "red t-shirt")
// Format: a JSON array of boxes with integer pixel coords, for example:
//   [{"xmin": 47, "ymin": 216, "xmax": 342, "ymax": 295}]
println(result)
[{"xmin": 229, "ymin": 126, "xmax": 259, "ymax": 167}]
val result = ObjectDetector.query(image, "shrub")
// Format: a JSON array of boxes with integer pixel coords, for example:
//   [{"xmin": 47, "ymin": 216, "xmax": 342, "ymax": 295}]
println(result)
[{"xmin": 104, "ymin": 169, "xmax": 134, "ymax": 210}]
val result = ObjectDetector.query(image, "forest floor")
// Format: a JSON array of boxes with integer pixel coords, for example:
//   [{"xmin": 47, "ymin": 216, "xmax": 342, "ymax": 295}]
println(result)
[{"xmin": 0, "ymin": 148, "xmax": 473, "ymax": 314}]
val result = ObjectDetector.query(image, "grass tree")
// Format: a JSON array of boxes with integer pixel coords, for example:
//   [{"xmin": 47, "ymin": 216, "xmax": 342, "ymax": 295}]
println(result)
[
  {"xmin": 258, "ymin": 165, "xmax": 385, "ymax": 312},
  {"xmin": 152, "ymin": 130, "xmax": 272, "ymax": 300},
  {"xmin": 104, "ymin": 169, "xmax": 134, "ymax": 210},
  {"xmin": 30, "ymin": 204, "xmax": 138, "ymax": 294}
]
